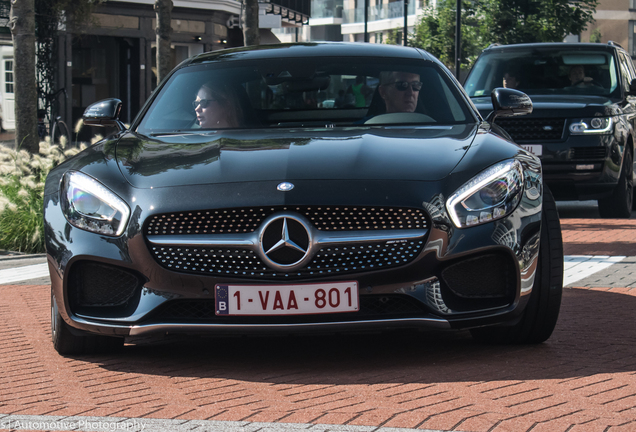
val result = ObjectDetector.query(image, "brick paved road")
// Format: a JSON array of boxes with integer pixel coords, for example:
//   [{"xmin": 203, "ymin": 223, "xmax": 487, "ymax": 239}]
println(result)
[{"xmin": 1, "ymin": 203, "xmax": 635, "ymax": 432}]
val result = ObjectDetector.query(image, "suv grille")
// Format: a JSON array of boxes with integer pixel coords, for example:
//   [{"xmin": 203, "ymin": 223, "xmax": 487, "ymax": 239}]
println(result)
[
  {"xmin": 496, "ymin": 118, "xmax": 565, "ymax": 142},
  {"xmin": 146, "ymin": 206, "xmax": 427, "ymax": 235}
]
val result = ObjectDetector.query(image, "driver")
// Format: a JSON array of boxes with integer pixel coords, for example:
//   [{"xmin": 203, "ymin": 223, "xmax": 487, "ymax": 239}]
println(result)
[
  {"xmin": 568, "ymin": 65, "xmax": 594, "ymax": 88},
  {"xmin": 378, "ymin": 71, "xmax": 422, "ymax": 113}
]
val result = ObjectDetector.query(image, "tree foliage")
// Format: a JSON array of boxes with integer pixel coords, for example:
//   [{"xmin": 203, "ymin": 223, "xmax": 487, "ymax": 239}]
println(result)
[
  {"xmin": 409, "ymin": 0, "xmax": 598, "ymax": 70},
  {"xmin": 410, "ymin": 0, "xmax": 484, "ymax": 69},
  {"xmin": 478, "ymin": 0, "xmax": 598, "ymax": 45}
]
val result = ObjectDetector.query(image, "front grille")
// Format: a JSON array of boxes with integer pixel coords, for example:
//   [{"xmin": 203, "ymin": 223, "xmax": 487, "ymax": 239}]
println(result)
[
  {"xmin": 69, "ymin": 261, "xmax": 141, "ymax": 307},
  {"xmin": 146, "ymin": 206, "xmax": 427, "ymax": 235},
  {"xmin": 150, "ymin": 239, "xmax": 425, "ymax": 279},
  {"xmin": 144, "ymin": 295, "xmax": 426, "ymax": 324},
  {"xmin": 496, "ymin": 118, "xmax": 565, "ymax": 142},
  {"xmin": 571, "ymin": 147, "xmax": 607, "ymax": 160}
]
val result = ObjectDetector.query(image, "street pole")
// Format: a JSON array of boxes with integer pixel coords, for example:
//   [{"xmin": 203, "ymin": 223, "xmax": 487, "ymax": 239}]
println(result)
[
  {"xmin": 455, "ymin": 0, "xmax": 461, "ymax": 79},
  {"xmin": 404, "ymin": 0, "xmax": 408, "ymax": 46},
  {"xmin": 364, "ymin": 0, "xmax": 369, "ymax": 42}
]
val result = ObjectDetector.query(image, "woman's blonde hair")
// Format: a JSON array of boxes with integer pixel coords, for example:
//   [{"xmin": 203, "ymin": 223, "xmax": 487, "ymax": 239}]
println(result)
[{"xmin": 200, "ymin": 81, "xmax": 244, "ymax": 128}]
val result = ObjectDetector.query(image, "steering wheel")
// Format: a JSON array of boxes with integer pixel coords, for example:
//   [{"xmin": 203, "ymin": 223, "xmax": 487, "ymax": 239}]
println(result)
[{"xmin": 570, "ymin": 79, "xmax": 603, "ymax": 88}]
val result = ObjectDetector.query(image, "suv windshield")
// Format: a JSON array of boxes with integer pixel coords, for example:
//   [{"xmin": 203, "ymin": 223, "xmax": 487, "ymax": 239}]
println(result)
[
  {"xmin": 464, "ymin": 48, "xmax": 619, "ymax": 98},
  {"xmin": 136, "ymin": 56, "xmax": 474, "ymax": 134}
]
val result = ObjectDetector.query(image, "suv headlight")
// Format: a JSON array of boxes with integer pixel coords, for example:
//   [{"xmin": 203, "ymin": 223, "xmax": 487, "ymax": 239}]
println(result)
[
  {"xmin": 447, "ymin": 159, "xmax": 524, "ymax": 228},
  {"xmin": 60, "ymin": 171, "xmax": 130, "ymax": 236},
  {"xmin": 569, "ymin": 117, "xmax": 613, "ymax": 135}
]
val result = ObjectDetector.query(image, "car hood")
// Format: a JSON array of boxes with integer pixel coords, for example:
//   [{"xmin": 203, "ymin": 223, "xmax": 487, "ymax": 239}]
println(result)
[
  {"xmin": 472, "ymin": 94, "xmax": 616, "ymax": 118},
  {"xmin": 115, "ymin": 125, "xmax": 477, "ymax": 189}
]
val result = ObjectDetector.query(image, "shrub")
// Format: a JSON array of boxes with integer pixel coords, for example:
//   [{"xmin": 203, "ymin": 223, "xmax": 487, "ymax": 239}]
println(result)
[{"xmin": 0, "ymin": 140, "xmax": 86, "ymax": 253}]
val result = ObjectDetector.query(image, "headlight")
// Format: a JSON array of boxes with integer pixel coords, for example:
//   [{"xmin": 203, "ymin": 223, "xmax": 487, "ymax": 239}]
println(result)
[
  {"xmin": 446, "ymin": 159, "xmax": 524, "ymax": 228},
  {"xmin": 569, "ymin": 117, "xmax": 613, "ymax": 135},
  {"xmin": 61, "ymin": 171, "xmax": 130, "ymax": 236}
]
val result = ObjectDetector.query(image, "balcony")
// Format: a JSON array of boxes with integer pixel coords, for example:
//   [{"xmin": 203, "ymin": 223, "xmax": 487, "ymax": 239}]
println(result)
[
  {"xmin": 311, "ymin": 0, "xmax": 344, "ymax": 19},
  {"xmin": 342, "ymin": 0, "xmax": 416, "ymax": 24}
]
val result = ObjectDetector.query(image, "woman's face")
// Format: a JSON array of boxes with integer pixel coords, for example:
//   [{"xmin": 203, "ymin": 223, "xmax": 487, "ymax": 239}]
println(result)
[{"xmin": 194, "ymin": 87, "xmax": 225, "ymax": 128}]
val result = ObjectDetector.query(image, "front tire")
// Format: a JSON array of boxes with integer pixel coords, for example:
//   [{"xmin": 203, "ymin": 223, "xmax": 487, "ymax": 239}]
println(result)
[
  {"xmin": 598, "ymin": 146, "xmax": 633, "ymax": 218},
  {"xmin": 470, "ymin": 186, "xmax": 564, "ymax": 344},
  {"xmin": 51, "ymin": 291, "xmax": 124, "ymax": 355}
]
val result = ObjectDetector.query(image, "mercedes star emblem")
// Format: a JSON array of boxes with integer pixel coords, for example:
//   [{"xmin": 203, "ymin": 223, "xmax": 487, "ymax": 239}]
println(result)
[
  {"xmin": 258, "ymin": 213, "xmax": 312, "ymax": 271},
  {"xmin": 277, "ymin": 182, "xmax": 294, "ymax": 191}
]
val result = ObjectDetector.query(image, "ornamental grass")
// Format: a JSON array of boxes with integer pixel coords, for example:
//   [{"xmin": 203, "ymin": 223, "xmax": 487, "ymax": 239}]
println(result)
[{"xmin": 0, "ymin": 138, "xmax": 88, "ymax": 253}]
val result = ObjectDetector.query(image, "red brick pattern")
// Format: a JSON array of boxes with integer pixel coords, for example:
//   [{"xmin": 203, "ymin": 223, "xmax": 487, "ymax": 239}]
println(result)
[
  {"xmin": 1, "ymin": 282, "xmax": 636, "ymax": 432},
  {"xmin": 561, "ymin": 218, "xmax": 636, "ymax": 256},
  {"xmin": 2, "ymin": 218, "xmax": 636, "ymax": 432}
]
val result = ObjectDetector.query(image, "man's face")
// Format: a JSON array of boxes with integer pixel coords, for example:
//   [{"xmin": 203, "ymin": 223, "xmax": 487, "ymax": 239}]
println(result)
[
  {"xmin": 379, "ymin": 72, "xmax": 421, "ymax": 113},
  {"xmin": 569, "ymin": 66, "xmax": 585, "ymax": 84},
  {"xmin": 503, "ymin": 73, "xmax": 518, "ymax": 89}
]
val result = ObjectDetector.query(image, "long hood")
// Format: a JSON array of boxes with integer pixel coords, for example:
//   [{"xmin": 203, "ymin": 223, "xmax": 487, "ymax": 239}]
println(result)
[
  {"xmin": 472, "ymin": 94, "xmax": 615, "ymax": 118},
  {"xmin": 114, "ymin": 126, "xmax": 477, "ymax": 189}
]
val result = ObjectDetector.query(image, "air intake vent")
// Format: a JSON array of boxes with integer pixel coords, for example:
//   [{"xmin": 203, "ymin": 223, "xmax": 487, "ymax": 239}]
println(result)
[
  {"xmin": 69, "ymin": 261, "xmax": 142, "ymax": 308},
  {"xmin": 571, "ymin": 147, "xmax": 607, "ymax": 160}
]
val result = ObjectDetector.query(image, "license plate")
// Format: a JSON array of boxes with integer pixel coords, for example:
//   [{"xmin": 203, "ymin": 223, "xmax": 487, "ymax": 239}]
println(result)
[
  {"xmin": 521, "ymin": 144, "xmax": 542, "ymax": 156},
  {"xmin": 215, "ymin": 282, "xmax": 359, "ymax": 316}
]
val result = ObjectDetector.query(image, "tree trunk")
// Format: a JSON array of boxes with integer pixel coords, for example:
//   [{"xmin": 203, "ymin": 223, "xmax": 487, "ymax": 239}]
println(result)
[
  {"xmin": 243, "ymin": 0, "xmax": 260, "ymax": 46},
  {"xmin": 10, "ymin": 0, "xmax": 38, "ymax": 153},
  {"xmin": 154, "ymin": 0, "xmax": 173, "ymax": 84}
]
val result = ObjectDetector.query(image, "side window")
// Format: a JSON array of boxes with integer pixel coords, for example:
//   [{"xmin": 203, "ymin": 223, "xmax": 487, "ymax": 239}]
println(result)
[
  {"xmin": 618, "ymin": 54, "xmax": 632, "ymax": 91},
  {"xmin": 622, "ymin": 53, "xmax": 636, "ymax": 81}
]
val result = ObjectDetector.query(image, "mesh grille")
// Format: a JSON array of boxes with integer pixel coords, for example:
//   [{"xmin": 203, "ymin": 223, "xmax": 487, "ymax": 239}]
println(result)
[
  {"xmin": 150, "ymin": 239, "xmax": 424, "ymax": 279},
  {"xmin": 145, "ymin": 295, "xmax": 426, "ymax": 323},
  {"xmin": 69, "ymin": 262, "xmax": 140, "ymax": 307},
  {"xmin": 496, "ymin": 118, "xmax": 565, "ymax": 142},
  {"xmin": 146, "ymin": 206, "xmax": 427, "ymax": 235},
  {"xmin": 571, "ymin": 147, "xmax": 607, "ymax": 160}
]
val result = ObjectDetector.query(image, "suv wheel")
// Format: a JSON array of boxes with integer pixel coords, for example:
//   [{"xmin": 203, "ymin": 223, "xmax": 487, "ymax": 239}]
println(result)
[
  {"xmin": 598, "ymin": 146, "xmax": 633, "ymax": 218},
  {"xmin": 470, "ymin": 186, "xmax": 563, "ymax": 344}
]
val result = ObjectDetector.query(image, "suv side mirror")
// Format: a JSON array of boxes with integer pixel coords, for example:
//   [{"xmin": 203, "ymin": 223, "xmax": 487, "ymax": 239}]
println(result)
[
  {"xmin": 486, "ymin": 88, "xmax": 533, "ymax": 122},
  {"xmin": 83, "ymin": 99, "xmax": 126, "ymax": 131},
  {"xmin": 628, "ymin": 78, "xmax": 636, "ymax": 96}
]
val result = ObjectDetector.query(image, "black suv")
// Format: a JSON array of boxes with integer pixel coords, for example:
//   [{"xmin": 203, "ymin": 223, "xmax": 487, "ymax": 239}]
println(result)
[{"xmin": 464, "ymin": 42, "xmax": 636, "ymax": 218}]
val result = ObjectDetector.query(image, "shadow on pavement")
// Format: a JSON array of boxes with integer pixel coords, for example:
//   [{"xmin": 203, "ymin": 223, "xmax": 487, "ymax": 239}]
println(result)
[{"xmin": 82, "ymin": 287, "xmax": 636, "ymax": 384}]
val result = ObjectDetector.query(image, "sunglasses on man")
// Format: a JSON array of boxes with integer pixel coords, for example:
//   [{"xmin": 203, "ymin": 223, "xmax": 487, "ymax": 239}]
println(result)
[{"xmin": 388, "ymin": 81, "xmax": 423, "ymax": 92}]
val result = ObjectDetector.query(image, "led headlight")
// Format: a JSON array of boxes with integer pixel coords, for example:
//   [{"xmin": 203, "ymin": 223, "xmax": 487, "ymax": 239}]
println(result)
[
  {"xmin": 569, "ymin": 117, "xmax": 613, "ymax": 135},
  {"xmin": 60, "ymin": 171, "xmax": 130, "ymax": 236},
  {"xmin": 446, "ymin": 159, "xmax": 524, "ymax": 228}
]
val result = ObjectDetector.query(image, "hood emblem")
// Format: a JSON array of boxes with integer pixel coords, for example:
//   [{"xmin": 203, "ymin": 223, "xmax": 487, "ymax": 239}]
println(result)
[
  {"xmin": 258, "ymin": 214, "xmax": 312, "ymax": 271},
  {"xmin": 543, "ymin": 125, "xmax": 553, "ymax": 131},
  {"xmin": 277, "ymin": 182, "xmax": 294, "ymax": 191}
]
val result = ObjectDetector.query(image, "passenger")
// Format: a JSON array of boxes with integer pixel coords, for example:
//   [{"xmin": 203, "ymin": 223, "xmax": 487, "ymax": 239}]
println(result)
[
  {"xmin": 568, "ymin": 65, "xmax": 593, "ymax": 87},
  {"xmin": 193, "ymin": 82, "xmax": 243, "ymax": 128},
  {"xmin": 503, "ymin": 70, "xmax": 521, "ymax": 89},
  {"xmin": 377, "ymin": 71, "xmax": 422, "ymax": 113}
]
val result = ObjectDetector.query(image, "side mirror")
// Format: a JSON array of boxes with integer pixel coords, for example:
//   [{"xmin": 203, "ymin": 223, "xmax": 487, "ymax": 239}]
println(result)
[
  {"xmin": 82, "ymin": 99, "xmax": 126, "ymax": 131},
  {"xmin": 628, "ymin": 78, "xmax": 636, "ymax": 96},
  {"xmin": 486, "ymin": 88, "xmax": 533, "ymax": 123}
]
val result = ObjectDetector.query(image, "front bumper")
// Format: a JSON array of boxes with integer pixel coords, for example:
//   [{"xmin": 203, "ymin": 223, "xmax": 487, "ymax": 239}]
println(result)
[{"xmin": 45, "ymin": 176, "xmax": 543, "ymax": 338}]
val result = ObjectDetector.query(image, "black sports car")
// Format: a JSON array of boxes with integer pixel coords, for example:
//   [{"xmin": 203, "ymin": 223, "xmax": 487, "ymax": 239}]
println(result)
[{"xmin": 44, "ymin": 43, "xmax": 563, "ymax": 355}]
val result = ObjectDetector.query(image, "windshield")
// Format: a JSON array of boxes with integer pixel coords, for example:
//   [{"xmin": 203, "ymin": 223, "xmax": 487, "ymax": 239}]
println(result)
[
  {"xmin": 136, "ymin": 56, "xmax": 474, "ymax": 134},
  {"xmin": 464, "ymin": 48, "xmax": 619, "ymax": 98}
]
